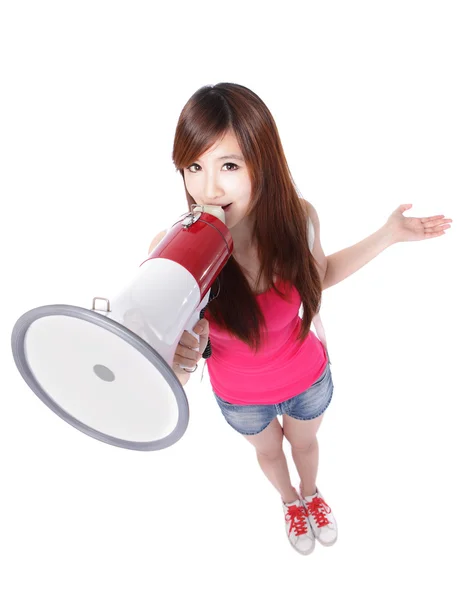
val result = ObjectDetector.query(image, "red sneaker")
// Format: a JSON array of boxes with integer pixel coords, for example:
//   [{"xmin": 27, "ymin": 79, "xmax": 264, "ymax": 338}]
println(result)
[
  {"xmin": 281, "ymin": 496, "xmax": 316, "ymax": 555},
  {"xmin": 299, "ymin": 487, "xmax": 338, "ymax": 546}
]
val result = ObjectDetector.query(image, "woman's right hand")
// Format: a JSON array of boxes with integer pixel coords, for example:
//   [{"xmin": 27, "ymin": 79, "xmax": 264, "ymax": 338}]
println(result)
[{"xmin": 172, "ymin": 318, "xmax": 209, "ymax": 384}]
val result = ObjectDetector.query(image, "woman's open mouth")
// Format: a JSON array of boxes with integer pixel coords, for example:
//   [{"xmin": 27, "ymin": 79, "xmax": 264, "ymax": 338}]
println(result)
[{"xmin": 222, "ymin": 204, "xmax": 232, "ymax": 211}]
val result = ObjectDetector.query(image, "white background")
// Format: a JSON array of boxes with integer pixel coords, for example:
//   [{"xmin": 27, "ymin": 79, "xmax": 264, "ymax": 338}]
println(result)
[{"xmin": 1, "ymin": 1, "xmax": 470, "ymax": 598}]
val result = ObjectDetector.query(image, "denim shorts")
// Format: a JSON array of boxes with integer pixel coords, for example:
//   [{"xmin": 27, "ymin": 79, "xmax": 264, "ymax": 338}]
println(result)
[{"xmin": 213, "ymin": 358, "xmax": 334, "ymax": 436}]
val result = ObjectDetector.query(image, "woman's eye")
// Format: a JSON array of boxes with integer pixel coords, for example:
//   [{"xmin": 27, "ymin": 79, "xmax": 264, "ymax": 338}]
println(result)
[{"xmin": 187, "ymin": 163, "xmax": 239, "ymax": 173}]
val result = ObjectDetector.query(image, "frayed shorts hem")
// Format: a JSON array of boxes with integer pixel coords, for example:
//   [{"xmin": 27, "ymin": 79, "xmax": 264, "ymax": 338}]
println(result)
[{"xmin": 213, "ymin": 361, "xmax": 334, "ymax": 436}]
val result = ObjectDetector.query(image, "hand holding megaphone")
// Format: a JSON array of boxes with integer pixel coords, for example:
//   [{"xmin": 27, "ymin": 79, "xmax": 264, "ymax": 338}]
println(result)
[{"xmin": 173, "ymin": 317, "xmax": 209, "ymax": 384}]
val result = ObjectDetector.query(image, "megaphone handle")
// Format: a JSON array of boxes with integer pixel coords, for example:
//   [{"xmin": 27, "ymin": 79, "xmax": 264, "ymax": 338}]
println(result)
[
  {"xmin": 180, "ymin": 297, "xmax": 210, "ymax": 374},
  {"xmin": 181, "ymin": 314, "xmax": 202, "ymax": 373}
]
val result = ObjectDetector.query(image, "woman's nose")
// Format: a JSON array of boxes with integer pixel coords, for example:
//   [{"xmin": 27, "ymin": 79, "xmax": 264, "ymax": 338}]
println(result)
[{"xmin": 204, "ymin": 176, "xmax": 223, "ymax": 198}]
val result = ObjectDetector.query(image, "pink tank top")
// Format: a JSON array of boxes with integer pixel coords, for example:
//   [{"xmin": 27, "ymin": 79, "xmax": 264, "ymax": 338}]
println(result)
[{"xmin": 205, "ymin": 278, "xmax": 329, "ymax": 405}]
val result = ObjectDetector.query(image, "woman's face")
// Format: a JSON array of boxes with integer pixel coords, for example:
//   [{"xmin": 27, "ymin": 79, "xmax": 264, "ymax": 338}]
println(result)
[{"xmin": 183, "ymin": 130, "xmax": 253, "ymax": 232}]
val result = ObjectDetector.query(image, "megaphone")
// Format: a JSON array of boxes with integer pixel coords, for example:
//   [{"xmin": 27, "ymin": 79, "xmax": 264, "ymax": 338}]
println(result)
[{"xmin": 11, "ymin": 204, "xmax": 232, "ymax": 452}]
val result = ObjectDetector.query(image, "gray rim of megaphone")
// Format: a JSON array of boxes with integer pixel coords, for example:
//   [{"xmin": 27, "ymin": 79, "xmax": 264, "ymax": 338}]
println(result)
[{"xmin": 11, "ymin": 304, "xmax": 189, "ymax": 452}]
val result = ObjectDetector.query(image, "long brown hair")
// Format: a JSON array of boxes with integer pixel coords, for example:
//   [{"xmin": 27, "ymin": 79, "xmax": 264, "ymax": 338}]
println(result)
[{"xmin": 172, "ymin": 83, "xmax": 323, "ymax": 354}]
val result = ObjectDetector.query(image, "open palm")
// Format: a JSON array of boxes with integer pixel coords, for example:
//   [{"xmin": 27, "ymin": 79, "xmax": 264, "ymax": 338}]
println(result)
[{"xmin": 386, "ymin": 204, "xmax": 453, "ymax": 243}]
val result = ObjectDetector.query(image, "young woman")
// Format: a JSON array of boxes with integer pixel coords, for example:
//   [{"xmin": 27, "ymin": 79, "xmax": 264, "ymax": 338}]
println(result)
[{"xmin": 166, "ymin": 82, "xmax": 452, "ymax": 556}]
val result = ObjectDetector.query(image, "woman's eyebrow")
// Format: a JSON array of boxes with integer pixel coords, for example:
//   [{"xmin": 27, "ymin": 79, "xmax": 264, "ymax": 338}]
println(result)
[
  {"xmin": 195, "ymin": 154, "xmax": 244, "ymax": 161},
  {"xmin": 218, "ymin": 154, "xmax": 244, "ymax": 160}
]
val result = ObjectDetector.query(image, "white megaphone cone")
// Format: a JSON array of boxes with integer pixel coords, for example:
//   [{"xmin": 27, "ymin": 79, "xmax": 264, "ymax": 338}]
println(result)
[{"xmin": 11, "ymin": 204, "xmax": 233, "ymax": 452}]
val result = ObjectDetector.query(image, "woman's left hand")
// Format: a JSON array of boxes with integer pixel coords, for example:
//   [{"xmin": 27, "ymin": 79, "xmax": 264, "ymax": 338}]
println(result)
[{"xmin": 385, "ymin": 204, "xmax": 453, "ymax": 243}]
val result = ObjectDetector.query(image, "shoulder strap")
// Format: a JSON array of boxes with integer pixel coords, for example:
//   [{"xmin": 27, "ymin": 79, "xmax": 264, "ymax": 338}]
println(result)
[
  {"xmin": 306, "ymin": 213, "xmax": 330, "ymax": 358},
  {"xmin": 307, "ymin": 216, "xmax": 315, "ymax": 250}
]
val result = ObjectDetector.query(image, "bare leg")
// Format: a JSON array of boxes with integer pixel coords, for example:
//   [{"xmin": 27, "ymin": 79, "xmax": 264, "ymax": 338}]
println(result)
[
  {"xmin": 241, "ymin": 418, "xmax": 299, "ymax": 504},
  {"xmin": 291, "ymin": 435, "xmax": 320, "ymax": 498},
  {"xmin": 256, "ymin": 449, "xmax": 300, "ymax": 504}
]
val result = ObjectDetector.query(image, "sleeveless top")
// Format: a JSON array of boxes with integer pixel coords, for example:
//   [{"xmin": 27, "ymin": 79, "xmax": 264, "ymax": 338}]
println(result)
[{"xmin": 198, "ymin": 216, "xmax": 330, "ymax": 405}]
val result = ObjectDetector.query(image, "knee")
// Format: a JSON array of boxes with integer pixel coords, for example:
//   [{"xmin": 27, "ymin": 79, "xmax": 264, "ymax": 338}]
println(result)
[
  {"xmin": 256, "ymin": 447, "xmax": 284, "ymax": 461},
  {"xmin": 290, "ymin": 439, "xmax": 316, "ymax": 453}
]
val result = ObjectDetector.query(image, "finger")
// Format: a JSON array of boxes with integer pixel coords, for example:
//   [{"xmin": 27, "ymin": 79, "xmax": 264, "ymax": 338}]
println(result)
[
  {"xmin": 178, "ymin": 343, "xmax": 201, "ymax": 360},
  {"xmin": 181, "ymin": 335, "xmax": 200, "ymax": 350},
  {"xmin": 196, "ymin": 319, "xmax": 209, "ymax": 332},
  {"xmin": 186, "ymin": 330, "xmax": 207, "ymax": 354},
  {"xmin": 425, "ymin": 221, "xmax": 450, "ymax": 231},
  {"xmin": 420, "ymin": 215, "xmax": 446, "ymax": 223},
  {"xmin": 193, "ymin": 319, "xmax": 206, "ymax": 333},
  {"xmin": 198, "ymin": 335, "xmax": 209, "ymax": 355},
  {"xmin": 424, "ymin": 230, "xmax": 446, "ymax": 239},
  {"xmin": 181, "ymin": 328, "xmax": 201, "ymax": 345},
  {"xmin": 175, "ymin": 349, "xmax": 201, "ymax": 367},
  {"xmin": 192, "ymin": 320, "xmax": 209, "ymax": 353}
]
